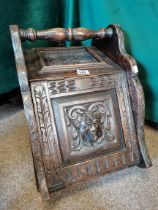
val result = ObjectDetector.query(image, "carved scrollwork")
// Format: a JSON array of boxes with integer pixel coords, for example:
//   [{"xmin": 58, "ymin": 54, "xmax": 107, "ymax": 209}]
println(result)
[{"xmin": 65, "ymin": 100, "xmax": 117, "ymax": 153}]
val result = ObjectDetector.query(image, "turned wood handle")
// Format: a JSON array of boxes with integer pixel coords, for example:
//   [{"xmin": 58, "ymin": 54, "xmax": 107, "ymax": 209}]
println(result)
[{"xmin": 19, "ymin": 27, "xmax": 113, "ymax": 42}]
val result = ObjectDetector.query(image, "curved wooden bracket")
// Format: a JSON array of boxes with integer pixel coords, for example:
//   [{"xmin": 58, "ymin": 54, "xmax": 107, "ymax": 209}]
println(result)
[
  {"xmin": 19, "ymin": 27, "xmax": 113, "ymax": 42},
  {"xmin": 92, "ymin": 24, "xmax": 152, "ymax": 168},
  {"xmin": 93, "ymin": 24, "xmax": 138, "ymax": 76}
]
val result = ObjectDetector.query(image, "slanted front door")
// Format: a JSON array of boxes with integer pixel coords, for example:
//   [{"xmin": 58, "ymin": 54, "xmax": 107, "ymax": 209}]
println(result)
[{"xmin": 31, "ymin": 70, "xmax": 140, "ymax": 192}]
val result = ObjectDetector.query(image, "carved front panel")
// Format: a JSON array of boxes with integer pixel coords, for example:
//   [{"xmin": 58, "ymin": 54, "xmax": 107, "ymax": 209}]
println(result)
[
  {"xmin": 52, "ymin": 90, "xmax": 124, "ymax": 164},
  {"xmin": 31, "ymin": 71, "xmax": 140, "ymax": 192}
]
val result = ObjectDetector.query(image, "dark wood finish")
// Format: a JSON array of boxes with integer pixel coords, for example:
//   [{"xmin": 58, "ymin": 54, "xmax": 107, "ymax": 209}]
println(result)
[
  {"xmin": 19, "ymin": 27, "xmax": 113, "ymax": 42},
  {"xmin": 10, "ymin": 24, "xmax": 152, "ymax": 200},
  {"xmin": 10, "ymin": 25, "xmax": 50, "ymax": 200},
  {"xmin": 92, "ymin": 24, "xmax": 152, "ymax": 167}
]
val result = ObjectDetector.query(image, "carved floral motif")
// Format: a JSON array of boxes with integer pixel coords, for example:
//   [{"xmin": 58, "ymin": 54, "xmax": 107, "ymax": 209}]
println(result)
[{"xmin": 65, "ymin": 100, "xmax": 117, "ymax": 153}]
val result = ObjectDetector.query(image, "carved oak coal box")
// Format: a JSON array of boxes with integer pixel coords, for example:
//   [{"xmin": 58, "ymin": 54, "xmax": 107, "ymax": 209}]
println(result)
[{"xmin": 10, "ymin": 24, "xmax": 152, "ymax": 200}]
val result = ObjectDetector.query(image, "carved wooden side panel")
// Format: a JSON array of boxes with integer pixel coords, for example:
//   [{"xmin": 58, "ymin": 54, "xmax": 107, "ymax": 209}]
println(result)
[
  {"xmin": 10, "ymin": 25, "xmax": 50, "ymax": 200},
  {"xmin": 129, "ymin": 76, "xmax": 152, "ymax": 167},
  {"xmin": 92, "ymin": 24, "xmax": 152, "ymax": 167},
  {"xmin": 115, "ymin": 72, "xmax": 140, "ymax": 161}
]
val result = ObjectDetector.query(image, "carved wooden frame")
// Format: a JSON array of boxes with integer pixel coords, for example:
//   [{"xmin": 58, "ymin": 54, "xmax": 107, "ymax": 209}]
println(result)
[{"xmin": 10, "ymin": 24, "xmax": 152, "ymax": 200}]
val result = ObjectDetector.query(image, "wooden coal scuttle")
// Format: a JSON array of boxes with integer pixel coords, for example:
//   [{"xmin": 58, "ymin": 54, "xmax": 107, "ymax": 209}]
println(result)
[{"xmin": 10, "ymin": 24, "xmax": 152, "ymax": 200}]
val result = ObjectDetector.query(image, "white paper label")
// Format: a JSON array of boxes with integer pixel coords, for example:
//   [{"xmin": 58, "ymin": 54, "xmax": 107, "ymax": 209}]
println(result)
[{"xmin": 77, "ymin": 69, "xmax": 90, "ymax": 75}]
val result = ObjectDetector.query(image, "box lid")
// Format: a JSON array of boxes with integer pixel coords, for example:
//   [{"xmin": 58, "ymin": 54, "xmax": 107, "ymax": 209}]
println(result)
[{"xmin": 24, "ymin": 46, "xmax": 123, "ymax": 81}]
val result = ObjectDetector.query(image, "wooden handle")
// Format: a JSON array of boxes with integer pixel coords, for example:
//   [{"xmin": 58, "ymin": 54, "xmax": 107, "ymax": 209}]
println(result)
[{"xmin": 19, "ymin": 27, "xmax": 113, "ymax": 42}]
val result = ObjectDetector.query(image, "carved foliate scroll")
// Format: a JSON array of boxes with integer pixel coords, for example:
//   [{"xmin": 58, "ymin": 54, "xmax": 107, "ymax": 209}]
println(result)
[{"xmin": 65, "ymin": 100, "xmax": 117, "ymax": 154}]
